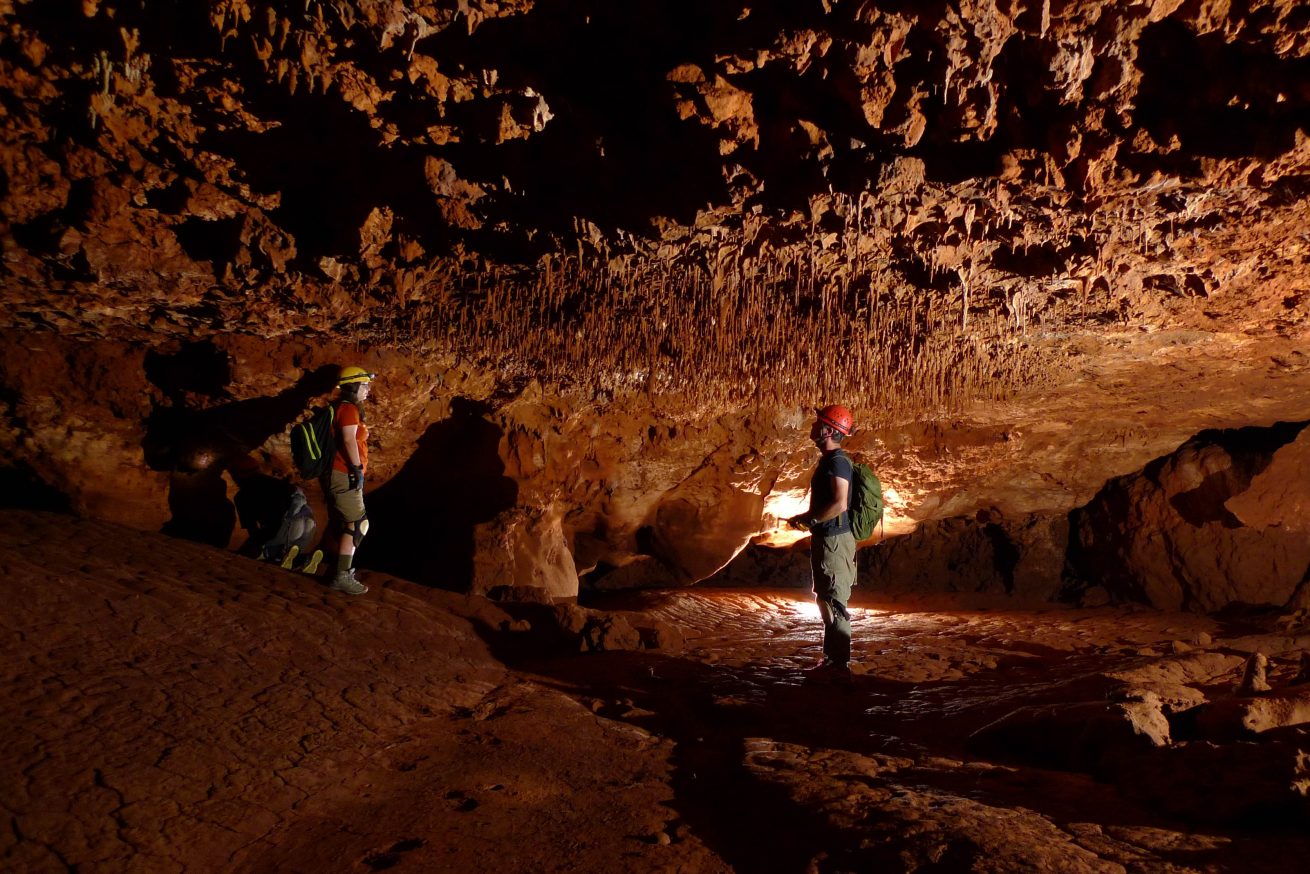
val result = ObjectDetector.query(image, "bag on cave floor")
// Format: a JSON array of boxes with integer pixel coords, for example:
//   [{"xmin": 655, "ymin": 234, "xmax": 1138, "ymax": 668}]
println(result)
[
  {"xmin": 290, "ymin": 404, "xmax": 336, "ymax": 479},
  {"xmin": 847, "ymin": 460, "xmax": 884, "ymax": 542}
]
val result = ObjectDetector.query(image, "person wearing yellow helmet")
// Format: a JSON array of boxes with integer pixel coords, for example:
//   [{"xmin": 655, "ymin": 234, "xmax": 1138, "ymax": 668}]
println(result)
[{"xmin": 324, "ymin": 365, "xmax": 375, "ymax": 595}]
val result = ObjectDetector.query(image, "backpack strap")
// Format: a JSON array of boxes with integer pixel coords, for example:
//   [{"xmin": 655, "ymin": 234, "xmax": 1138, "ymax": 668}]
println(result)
[{"xmin": 834, "ymin": 448, "xmax": 852, "ymax": 519}]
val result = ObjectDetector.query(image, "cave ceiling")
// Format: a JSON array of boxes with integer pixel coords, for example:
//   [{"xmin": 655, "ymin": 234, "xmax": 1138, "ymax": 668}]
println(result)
[{"xmin": 2, "ymin": 0, "xmax": 1309, "ymax": 505}]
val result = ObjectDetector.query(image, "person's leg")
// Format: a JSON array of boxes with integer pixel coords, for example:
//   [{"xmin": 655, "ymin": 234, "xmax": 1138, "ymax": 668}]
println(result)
[
  {"xmin": 810, "ymin": 541, "xmax": 829, "ymax": 661},
  {"xmin": 262, "ymin": 513, "xmax": 296, "ymax": 563},
  {"xmin": 819, "ymin": 534, "xmax": 857, "ymax": 666},
  {"xmin": 287, "ymin": 514, "xmax": 315, "ymax": 553},
  {"xmin": 818, "ymin": 596, "xmax": 851, "ymax": 665},
  {"xmin": 811, "ymin": 535, "xmax": 855, "ymax": 666},
  {"xmin": 815, "ymin": 596, "xmax": 838, "ymax": 660},
  {"xmin": 292, "ymin": 512, "xmax": 323, "ymax": 575},
  {"xmin": 810, "ymin": 537, "xmax": 850, "ymax": 667},
  {"xmin": 327, "ymin": 471, "xmax": 367, "ymax": 594}
]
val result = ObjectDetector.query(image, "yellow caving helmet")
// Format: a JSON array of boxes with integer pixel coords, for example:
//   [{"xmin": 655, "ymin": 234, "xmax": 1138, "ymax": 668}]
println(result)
[{"xmin": 338, "ymin": 365, "xmax": 375, "ymax": 386}]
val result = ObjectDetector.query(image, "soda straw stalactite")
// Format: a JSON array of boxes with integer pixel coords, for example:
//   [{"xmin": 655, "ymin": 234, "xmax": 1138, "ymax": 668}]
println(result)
[{"xmin": 359, "ymin": 181, "xmax": 1104, "ymax": 420}]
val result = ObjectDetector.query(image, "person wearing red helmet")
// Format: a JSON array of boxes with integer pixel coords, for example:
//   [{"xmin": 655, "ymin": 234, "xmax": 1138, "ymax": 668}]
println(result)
[{"xmin": 787, "ymin": 403, "xmax": 858, "ymax": 680}]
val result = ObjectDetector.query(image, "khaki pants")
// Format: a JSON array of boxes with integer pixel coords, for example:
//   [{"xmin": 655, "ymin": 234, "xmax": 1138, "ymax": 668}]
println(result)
[
  {"xmin": 811, "ymin": 531, "xmax": 857, "ymax": 665},
  {"xmin": 323, "ymin": 470, "xmax": 366, "ymax": 526}
]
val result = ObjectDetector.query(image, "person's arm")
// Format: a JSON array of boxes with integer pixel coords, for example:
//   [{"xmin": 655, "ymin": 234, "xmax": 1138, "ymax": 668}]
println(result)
[
  {"xmin": 340, "ymin": 423, "xmax": 363, "ymax": 488},
  {"xmin": 788, "ymin": 474, "xmax": 850, "ymax": 530},
  {"xmin": 811, "ymin": 474, "xmax": 850, "ymax": 524}
]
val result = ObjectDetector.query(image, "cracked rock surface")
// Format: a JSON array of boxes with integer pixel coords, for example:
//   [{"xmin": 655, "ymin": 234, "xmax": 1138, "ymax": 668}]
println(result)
[{"xmin": 5, "ymin": 509, "xmax": 1310, "ymax": 871}]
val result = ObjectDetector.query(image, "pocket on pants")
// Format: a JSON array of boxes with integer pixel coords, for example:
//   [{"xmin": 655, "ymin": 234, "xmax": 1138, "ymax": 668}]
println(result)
[{"xmin": 819, "ymin": 536, "xmax": 855, "ymax": 602}]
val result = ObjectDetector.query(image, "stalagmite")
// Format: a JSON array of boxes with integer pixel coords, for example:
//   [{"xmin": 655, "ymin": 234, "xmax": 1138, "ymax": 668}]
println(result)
[{"xmin": 1237, "ymin": 652, "xmax": 1272, "ymax": 695}]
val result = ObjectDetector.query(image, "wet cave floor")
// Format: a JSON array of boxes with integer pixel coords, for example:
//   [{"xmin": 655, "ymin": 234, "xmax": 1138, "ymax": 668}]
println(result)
[
  {"xmin": 4, "ymin": 510, "xmax": 1309, "ymax": 873},
  {"xmin": 515, "ymin": 589, "xmax": 1310, "ymax": 872}
]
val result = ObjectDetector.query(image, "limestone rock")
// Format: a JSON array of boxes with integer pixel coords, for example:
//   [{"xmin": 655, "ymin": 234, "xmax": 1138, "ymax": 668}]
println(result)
[
  {"xmin": 1195, "ymin": 688, "xmax": 1310, "ymax": 740},
  {"xmin": 702, "ymin": 543, "xmax": 812, "ymax": 588},
  {"xmin": 649, "ymin": 473, "xmax": 768, "ymax": 585},
  {"xmin": 861, "ymin": 512, "xmax": 1068, "ymax": 603},
  {"xmin": 1112, "ymin": 731, "xmax": 1310, "ymax": 824},
  {"xmin": 581, "ymin": 613, "xmax": 642, "ymax": 652},
  {"xmin": 471, "ymin": 506, "xmax": 579, "ymax": 599},
  {"xmin": 1226, "ymin": 429, "xmax": 1310, "ymax": 532},
  {"xmin": 1237, "ymin": 651, "xmax": 1273, "ymax": 695},
  {"xmin": 548, "ymin": 604, "xmax": 651, "ymax": 653},
  {"xmin": 1070, "ymin": 424, "xmax": 1310, "ymax": 611},
  {"xmin": 635, "ymin": 619, "xmax": 686, "ymax": 655},
  {"xmin": 1295, "ymin": 651, "xmax": 1310, "ymax": 686},
  {"xmin": 968, "ymin": 693, "xmax": 1171, "ymax": 774}
]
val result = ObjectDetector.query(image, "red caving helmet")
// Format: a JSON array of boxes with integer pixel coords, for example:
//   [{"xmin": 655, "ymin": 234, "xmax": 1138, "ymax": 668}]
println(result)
[{"xmin": 815, "ymin": 404, "xmax": 854, "ymax": 436}]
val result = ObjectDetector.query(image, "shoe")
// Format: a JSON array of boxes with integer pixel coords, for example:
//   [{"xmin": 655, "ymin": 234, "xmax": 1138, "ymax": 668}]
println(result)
[
  {"xmin": 300, "ymin": 549, "xmax": 323, "ymax": 576},
  {"xmin": 279, "ymin": 545, "xmax": 300, "ymax": 570},
  {"xmin": 804, "ymin": 660, "xmax": 852, "ymax": 684},
  {"xmin": 330, "ymin": 568, "xmax": 367, "ymax": 595}
]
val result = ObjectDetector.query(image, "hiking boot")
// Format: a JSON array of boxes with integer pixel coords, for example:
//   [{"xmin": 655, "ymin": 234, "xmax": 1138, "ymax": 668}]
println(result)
[
  {"xmin": 300, "ymin": 549, "xmax": 323, "ymax": 576},
  {"xmin": 803, "ymin": 658, "xmax": 838, "ymax": 675},
  {"xmin": 329, "ymin": 568, "xmax": 367, "ymax": 595},
  {"xmin": 279, "ymin": 545, "xmax": 300, "ymax": 570},
  {"xmin": 804, "ymin": 660, "xmax": 852, "ymax": 684}
]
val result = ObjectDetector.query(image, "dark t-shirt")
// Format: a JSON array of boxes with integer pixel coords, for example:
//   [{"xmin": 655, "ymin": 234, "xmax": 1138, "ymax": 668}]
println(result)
[{"xmin": 809, "ymin": 449, "xmax": 853, "ymax": 536}]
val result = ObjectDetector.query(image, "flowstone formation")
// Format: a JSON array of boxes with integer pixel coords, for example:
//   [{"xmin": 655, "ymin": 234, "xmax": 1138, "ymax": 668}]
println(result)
[{"xmin": 2, "ymin": 1, "xmax": 1310, "ymax": 600}]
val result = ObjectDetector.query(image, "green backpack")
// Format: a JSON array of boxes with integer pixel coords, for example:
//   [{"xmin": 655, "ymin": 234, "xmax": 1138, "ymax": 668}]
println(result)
[{"xmin": 847, "ymin": 458, "xmax": 885, "ymax": 541}]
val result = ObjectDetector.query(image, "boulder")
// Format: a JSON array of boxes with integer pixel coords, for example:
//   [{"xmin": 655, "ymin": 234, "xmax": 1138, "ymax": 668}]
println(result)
[
  {"xmin": 471, "ymin": 505, "xmax": 579, "ymax": 599},
  {"xmin": 1069, "ymin": 423, "xmax": 1310, "ymax": 611},
  {"xmin": 1111, "ymin": 730, "xmax": 1310, "ymax": 824},
  {"xmin": 548, "ymin": 604, "xmax": 667, "ymax": 653},
  {"xmin": 649, "ymin": 477, "xmax": 767, "ymax": 584},
  {"xmin": 1194, "ymin": 688, "xmax": 1310, "ymax": 740},
  {"xmin": 968, "ymin": 693, "xmax": 1171, "ymax": 773},
  {"xmin": 702, "ymin": 543, "xmax": 813, "ymax": 588}
]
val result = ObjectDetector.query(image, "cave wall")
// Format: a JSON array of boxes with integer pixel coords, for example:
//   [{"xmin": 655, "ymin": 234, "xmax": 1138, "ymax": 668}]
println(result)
[
  {"xmin": 1069, "ymin": 422, "xmax": 1310, "ymax": 612},
  {"xmin": 5, "ymin": 328, "xmax": 1310, "ymax": 607},
  {"xmin": 2, "ymin": 2, "xmax": 1310, "ymax": 604},
  {"xmin": 0, "ymin": 330, "xmax": 806, "ymax": 596},
  {"xmin": 860, "ymin": 510, "xmax": 1069, "ymax": 605}
]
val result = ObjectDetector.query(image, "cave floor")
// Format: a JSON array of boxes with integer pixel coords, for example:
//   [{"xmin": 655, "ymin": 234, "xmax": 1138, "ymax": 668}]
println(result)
[
  {"xmin": 518, "ymin": 588, "xmax": 1310, "ymax": 872},
  {"xmin": 4, "ymin": 510, "xmax": 1309, "ymax": 873}
]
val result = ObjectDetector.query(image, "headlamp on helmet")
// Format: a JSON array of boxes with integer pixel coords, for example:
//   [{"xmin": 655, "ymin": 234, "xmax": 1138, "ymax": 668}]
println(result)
[{"xmin": 338, "ymin": 366, "xmax": 375, "ymax": 386}]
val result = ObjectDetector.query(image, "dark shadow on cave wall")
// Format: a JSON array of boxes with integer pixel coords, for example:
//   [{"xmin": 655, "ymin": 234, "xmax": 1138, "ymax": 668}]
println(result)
[
  {"xmin": 0, "ymin": 463, "xmax": 72, "ymax": 513},
  {"xmin": 361, "ymin": 397, "xmax": 517, "ymax": 590},
  {"xmin": 141, "ymin": 340, "xmax": 338, "ymax": 548}
]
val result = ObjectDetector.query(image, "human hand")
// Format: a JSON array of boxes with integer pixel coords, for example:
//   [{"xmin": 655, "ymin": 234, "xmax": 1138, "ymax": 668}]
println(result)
[
  {"xmin": 347, "ymin": 468, "xmax": 363, "ymax": 491},
  {"xmin": 786, "ymin": 514, "xmax": 812, "ymax": 531}
]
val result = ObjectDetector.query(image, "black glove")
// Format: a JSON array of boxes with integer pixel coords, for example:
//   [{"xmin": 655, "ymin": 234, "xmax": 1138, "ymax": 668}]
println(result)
[
  {"xmin": 347, "ymin": 466, "xmax": 363, "ymax": 491},
  {"xmin": 786, "ymin": 514, "xmax": 813, "ymax": 532}
]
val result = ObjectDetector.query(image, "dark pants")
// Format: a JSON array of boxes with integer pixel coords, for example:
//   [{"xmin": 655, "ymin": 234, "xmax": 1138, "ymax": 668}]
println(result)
[{"xmin": 261, "ymin": 508, "xmax": 316, "ymax": 562}]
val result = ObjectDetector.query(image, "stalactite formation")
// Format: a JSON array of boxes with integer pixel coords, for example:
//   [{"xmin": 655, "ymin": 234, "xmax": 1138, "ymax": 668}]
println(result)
[
  {"xmin": 370, "ymin": 234, "xmax": 1049, "ymax": 418},
  {"xmin": 1, "ymin": 0, "xmax": 1308, "ymax": 420}
]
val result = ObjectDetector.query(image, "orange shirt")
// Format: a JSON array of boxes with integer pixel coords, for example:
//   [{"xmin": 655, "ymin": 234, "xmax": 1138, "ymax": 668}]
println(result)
[{"xmin": 332, "ymin": 401, "xmax": 369, "ymax": 473}]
